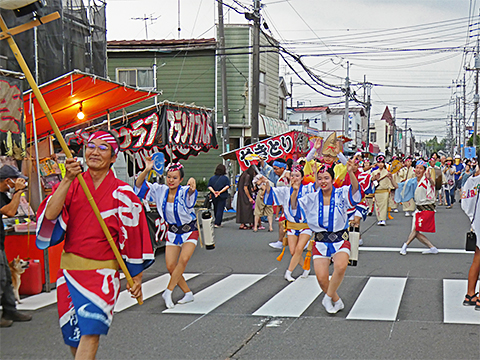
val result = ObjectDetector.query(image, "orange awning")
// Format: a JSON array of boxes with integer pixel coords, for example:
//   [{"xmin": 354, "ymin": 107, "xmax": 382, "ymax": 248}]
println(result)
[{"xmin": 23, "ymin": 70, "xmax": 158, "ymax": 141}]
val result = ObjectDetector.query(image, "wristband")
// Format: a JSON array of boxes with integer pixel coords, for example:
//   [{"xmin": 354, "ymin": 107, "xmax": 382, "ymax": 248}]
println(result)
[{"xmin": 14, "ymin": 189, "xmax": 23, "ymax": 195}]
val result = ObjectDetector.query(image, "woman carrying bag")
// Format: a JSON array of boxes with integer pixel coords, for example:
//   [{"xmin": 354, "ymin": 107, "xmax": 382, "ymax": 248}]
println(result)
[{"xmin": 389, "ymin": 160, "xmax": 439, "ymax": 256}]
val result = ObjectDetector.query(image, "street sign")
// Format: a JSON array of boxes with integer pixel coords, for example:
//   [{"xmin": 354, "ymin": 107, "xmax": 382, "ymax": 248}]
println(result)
[{"xmin": 465, "ymin": 146, "xmax": 476, "ymax": 158}]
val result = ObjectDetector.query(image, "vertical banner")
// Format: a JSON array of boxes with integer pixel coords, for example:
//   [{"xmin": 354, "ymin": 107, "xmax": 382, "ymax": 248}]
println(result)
[{"xmin": 0, "ymin": 73, "xmax": 25, "ymax": 159}]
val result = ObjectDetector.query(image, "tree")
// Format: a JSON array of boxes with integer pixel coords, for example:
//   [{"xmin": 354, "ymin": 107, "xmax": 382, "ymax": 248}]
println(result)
[{"xmin": 425, "ymin": 136, "xmax": 446, "ymax": 155}]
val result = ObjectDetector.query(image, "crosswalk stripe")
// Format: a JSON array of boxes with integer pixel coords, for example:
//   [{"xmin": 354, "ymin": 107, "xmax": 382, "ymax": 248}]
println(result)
[
  {"xmin": 252, "ymin": 276, "xmax": 322, "ymax": 317},
  {"xmin": 347, "ymin": 277, "xmax": 407, "ymax": 321},
  {"xmin": 443, "ymin": 279, "xmax": 480, "ymax": 325},
  {"xmin": 9, "ymin": 290, "xmax": 58, "ymax": 311},
  {"xmin": 360, "ymin": 247, "xmax": 471, "ymax": 254},
  {"xmin": 114, "ymin": 273, "xmax": 199, "ymax": 313},
  {"xmin": 163, "ymin": 274, "xmax": 266, "ymax": 314}
]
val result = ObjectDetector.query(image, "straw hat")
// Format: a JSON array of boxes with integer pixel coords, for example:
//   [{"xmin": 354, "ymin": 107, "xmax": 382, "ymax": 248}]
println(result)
[{"xmin": 322, "ymin": 132, "xmax": 337, "ymax": 157}]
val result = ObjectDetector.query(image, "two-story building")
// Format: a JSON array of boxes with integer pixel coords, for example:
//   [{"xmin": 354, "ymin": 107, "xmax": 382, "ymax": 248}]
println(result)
[{"xmin": 107, "ymin": 24, "xmax": 288, "ymax": 179}]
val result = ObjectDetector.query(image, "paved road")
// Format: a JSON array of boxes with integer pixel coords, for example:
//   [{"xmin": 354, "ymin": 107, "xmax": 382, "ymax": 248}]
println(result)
[{"xmin": 1, "ymin": 200, "xmax": 479, "ymax": 359}]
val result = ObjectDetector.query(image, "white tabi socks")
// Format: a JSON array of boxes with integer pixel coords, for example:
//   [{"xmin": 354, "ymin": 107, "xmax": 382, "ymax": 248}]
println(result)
[
  {"xmin": 178, "ymin": 291, "xmax": 194, "ymax": 304},
  {"xmin": 284, "ymin": 270, "xmax": 295, "ymax": 282},
  {"xmin": 162, "ymin": 289, "xmax": 175, "ymax": 309}
]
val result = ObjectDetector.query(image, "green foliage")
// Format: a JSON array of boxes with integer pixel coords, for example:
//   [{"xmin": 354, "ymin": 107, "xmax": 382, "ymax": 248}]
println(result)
[
  {"xmin": 425, "ymin": 136, "xmax": 447, "ymax": 153},
  {"xmin": 467, "ymin": 134, "xmax": 480, "ymax": 147},
  {"xmin": 196, "ymin": 179, "xmax": 208, "ymax": 192}
]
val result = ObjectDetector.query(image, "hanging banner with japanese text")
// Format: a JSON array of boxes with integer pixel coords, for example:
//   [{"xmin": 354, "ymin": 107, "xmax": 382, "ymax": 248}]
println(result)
[
  {"xmin": 235, "ymin": 131, "xmax": 310, "ymax": 171},
  {"xmin": 109, "ymin": 103, "xmax": 217, "ymax": 172}
]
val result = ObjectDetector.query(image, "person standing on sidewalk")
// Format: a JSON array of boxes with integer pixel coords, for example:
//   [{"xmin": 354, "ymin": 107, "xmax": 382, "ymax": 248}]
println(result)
[
  {"xmin": 443, "ymin": 157, "xmax": 456, "ymax": 208},
  {"xmin": 0, "ymin": 165, "xmax": 32, "ymax": 327},
  {"xmin": 207, "ymin": 164, "xmax": 230, "ymax": 228},
  {"xmin": 389, "ymin": 160, "xmax": 439, "ymax": 255}
]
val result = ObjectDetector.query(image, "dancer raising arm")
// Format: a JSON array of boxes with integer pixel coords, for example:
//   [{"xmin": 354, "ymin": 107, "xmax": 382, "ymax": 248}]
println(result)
[
  {"xmin": 263, "ymin": 165, "xmax": 316, "ymax": 282},
  {"xmin": 292, "ymin": 159, "xmax": 361, "ymax": 314},
  {"xmin": 135, "ymin": 158, "xmax": 197, "ymax": 309}
]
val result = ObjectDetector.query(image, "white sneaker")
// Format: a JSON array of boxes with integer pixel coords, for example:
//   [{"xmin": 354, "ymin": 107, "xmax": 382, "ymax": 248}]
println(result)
[
  {"xmin": 359, "ymin": 238, "xmax": 364, "ymax": 246},
  {"xmin": 162, "ymin": 289, "xmax": 175, "ymax": 309},
  {"xmin": 405, "ymin": 212, "xmax": 410, "ymax": 217},
  {"xmin": 300, "ymin": 269, "xmax": 310, "ymax": 278},
  {"xmin": 322, "ymin": 295, "xmax": 336, "ymax": 314},
  {"xmin": 400, "ymin": 243, "xmax": 407, "ymax": 256},
  {"xmin": 393, "ymin": 209, "xmax": 399, "ymax": 213},
  {"xmin": 177, "ymin": 291, "xmax": 194, "ymax": 304},
  {"xmin": 284, "ymin": 270, "xmax": 295, "ymax": 282},
  {"xmin": 422, "ymin": 247, "xmax": 439, "ymax": 255},
  {"xmin": 269, "ymin": 241, "xmax": 283, "ymax": 250},
  {"xmin": 377, "ymin": 220, "xmax": 386, "ymax": 226},
  {"xmin": 333, "ymin": 298, "xmax": 344, "ymax": 312}
]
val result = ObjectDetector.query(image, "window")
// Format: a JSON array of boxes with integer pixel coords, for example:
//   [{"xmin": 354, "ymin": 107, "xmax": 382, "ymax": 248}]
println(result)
[
  {"xmin": 370, "ymin": 132, "xmax": 377, "ymax": 143},
  {"xmin": 117, "ymin": 68, "xmax": 154, "ymax": 89},
  {"xmin": 259, "ymin": 72, "xmax": 268, "ymax": 105}
]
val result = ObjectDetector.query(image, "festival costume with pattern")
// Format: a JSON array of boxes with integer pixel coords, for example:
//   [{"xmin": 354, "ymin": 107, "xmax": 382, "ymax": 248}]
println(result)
[
  {"xmin": 397, "ymin": 166, "xmax": 416, "ymax": 212},
  {"xmin": 268, "ymin": 183, "xmax": 316, "ymax": 236},
  {"xmin": 297, "ymin": 186, "xmax": 361, "ymax": 258},
  {"xmin": 396, "ymin": 173, "xmax": 436, "ymax": 231},
  {"xmin": 136, "ymin": 181, "xmax": 198, "ymax": 246},
  {"xmin": 372, "ymin": 168, "xmax": 392, "ymax": 221},
  {"xmin": 36, "ymin": 170, "xmax": 155, "ymax": 347},
  {"xmin": 461, "ymin": 175, "xmax": 480, "ymax": 249}
]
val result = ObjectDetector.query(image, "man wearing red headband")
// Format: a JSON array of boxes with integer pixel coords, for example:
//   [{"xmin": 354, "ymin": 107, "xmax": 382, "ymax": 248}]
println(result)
[{"xmin": 36, "ymin": 130, "xmax": 154, "ymax": 359}]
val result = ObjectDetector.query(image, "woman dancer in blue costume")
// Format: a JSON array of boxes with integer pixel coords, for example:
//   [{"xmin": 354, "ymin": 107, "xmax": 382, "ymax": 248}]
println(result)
[
  {"xmin": 263, "ymin": 164, "xmax": 316, "ymax": 282},
  {"xmin": 136, "ymin": 158, "xmax": 198, "ymax": 309},
  {"xmin": 292, "ymin": 159, "xmax": 360, "ymax": 314}
]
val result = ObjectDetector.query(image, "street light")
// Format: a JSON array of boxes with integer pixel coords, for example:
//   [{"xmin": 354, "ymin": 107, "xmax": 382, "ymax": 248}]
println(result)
[{"xmin": 0, "ymin": 0, "xmax": 44, "ymax": 17}]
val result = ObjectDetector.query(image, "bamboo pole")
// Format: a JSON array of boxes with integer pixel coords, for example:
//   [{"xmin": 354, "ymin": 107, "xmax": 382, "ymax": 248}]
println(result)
[{"xmin": 0, "ymin": 14, "xmax": 142, "ymax": 304}]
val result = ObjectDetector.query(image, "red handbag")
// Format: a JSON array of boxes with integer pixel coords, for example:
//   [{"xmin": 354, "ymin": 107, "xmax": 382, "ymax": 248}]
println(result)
[{"xmin": 415, "ymin": 210, "xmax": 436, "ymax": 233}]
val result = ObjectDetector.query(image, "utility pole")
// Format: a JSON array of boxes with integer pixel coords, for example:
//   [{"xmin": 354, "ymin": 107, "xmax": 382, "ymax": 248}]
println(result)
[
  {"xmin": 248, "ymin": 0, "xmax": 261, "ymax": 144},
  {"xmin": 344, "ymin": 61, "xmax": 350, "ymax": 136},
  {"xmin": 475, "ymin": 55, "xmax": 479, "ymax": 149},
  {"xmin": 450, "ymin": 115, "xmax": 454, "ymax": 155},
  {"xmin": 463, "ymin": 74, "xmax": 466, "ymax": 158},
  {"xmin": 475, "ymin": 14, "xmax": 480, "ymax": 149},
  {"xmin": 392, "ymin": 107, "xmax": 397, "ymax": 158},
  {"xmin": 366, "ymin": 83, "xmax": 371, "ymax": 152},
  {"xmin": 404, "ymin": 118, "xmax": 408, "ymax": 155},
  {"xmin": 218, "ymin": 0, "xmax": 230, "ymax": 155},
  {"xmin": 290, "ymin": 77, "xmax": 293, "ymax": 108}
]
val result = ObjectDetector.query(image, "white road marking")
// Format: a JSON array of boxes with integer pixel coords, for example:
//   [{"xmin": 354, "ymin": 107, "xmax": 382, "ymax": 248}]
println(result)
[
  {"xmin": 252, "ymin": 276, "xmax": 322, "ymax": 317},
  {"xmin": 114, "ymin": 273, "xmax": 199, "ymax": 312},
  {"xmin": 443, "ymin": 279, "xmax": 480, "ymax": 325},
  {"xmin": 347, "ymin": 277, "xmax": 407, "ymax": 321},
  {"xmin": 163, "ymin": 274, "xmax": 266, "ymax": 314},
  {"xmin": 360, "ymin": 247, "xmax": 471, "ymax": 254},
  {"xmin": 6, "ymin": 290, "xmax": 58, "ymax": 311}
]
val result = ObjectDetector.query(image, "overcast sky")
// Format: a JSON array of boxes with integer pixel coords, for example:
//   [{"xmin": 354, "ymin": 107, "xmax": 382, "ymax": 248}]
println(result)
[{"xmin": 105, "ymin": 0, "xmax": 477, "ymax": 142}]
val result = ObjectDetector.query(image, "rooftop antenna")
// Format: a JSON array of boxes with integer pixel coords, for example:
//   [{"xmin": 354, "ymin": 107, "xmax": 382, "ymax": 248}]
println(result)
[{"xmin": 131, "ymin": 13, "xmax": 160, "ymax": 39}]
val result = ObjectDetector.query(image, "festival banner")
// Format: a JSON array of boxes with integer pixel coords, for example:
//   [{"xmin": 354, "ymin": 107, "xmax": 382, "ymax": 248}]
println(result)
[
  {"xmin": 0, "ymin": 73, "xmax": 25, "ymax": 159},
  {"xmin": 108, "ymin": 103, "xmax": 217, "ymax": 172},
  {"xmin": 235, "ymin": 130, "xmax": 310, "ymax": 171}
]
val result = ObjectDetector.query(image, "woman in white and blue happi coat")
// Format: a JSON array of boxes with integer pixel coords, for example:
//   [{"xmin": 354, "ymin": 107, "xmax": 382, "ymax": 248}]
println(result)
[
  {"xmin": 292, "ymin": 159, "xmax": 361, "ymax": 314},
  {"xmin": 135, "ymin": 159, "xmax": 197, "ymax": 309},
  {"xmin": 264, "ymin": 164, "xmax": 317, "ymax": 282}
]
